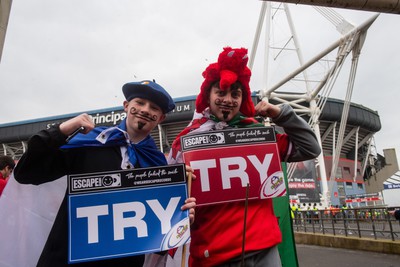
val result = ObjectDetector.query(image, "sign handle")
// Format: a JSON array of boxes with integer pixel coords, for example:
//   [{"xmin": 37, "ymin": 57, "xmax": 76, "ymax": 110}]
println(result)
[
  {"xmin": 187, "ymin": 171, "xmax": 192, "ymax": 197},
  {"xmin": 181, "ymin": 245, "xmax": 186, "ymax": 267},
  {"xmin": 241, "ymin": 183, "xmax": 250, "ymax": 267}
]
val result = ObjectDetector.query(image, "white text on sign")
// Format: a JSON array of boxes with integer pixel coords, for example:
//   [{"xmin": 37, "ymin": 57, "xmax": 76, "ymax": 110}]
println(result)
[
  {"xmin": 76, "ymin": 197, "xmax": 181, "ymax": 244},
  {"xmin": 190, "ymin": 154, "xmax": 273, "ymax": 192}
]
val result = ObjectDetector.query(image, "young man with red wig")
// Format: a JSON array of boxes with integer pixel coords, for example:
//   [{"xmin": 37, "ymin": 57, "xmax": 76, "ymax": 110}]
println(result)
[{"xmin": 168, "ymin": 47, "xmax": 321, "ymax": 267}]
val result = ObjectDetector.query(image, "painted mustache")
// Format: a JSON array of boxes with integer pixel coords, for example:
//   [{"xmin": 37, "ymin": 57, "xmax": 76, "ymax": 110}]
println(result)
[
  {"xmin": 215, "ymin": 98, "xmax": 239, "ymax": 108},
  {"xmin": 215, "ymin": 99, "xmax": 238, "ymax": 120},
  {"xmin": 129, "ymin": 107, "xmax": 158, "ymax": 122}
]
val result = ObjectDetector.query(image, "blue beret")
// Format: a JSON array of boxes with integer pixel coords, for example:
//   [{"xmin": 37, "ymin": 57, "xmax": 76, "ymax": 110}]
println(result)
[{"xmin": 122, "ymin": 80, "xmax": 175, "ymax": 113}]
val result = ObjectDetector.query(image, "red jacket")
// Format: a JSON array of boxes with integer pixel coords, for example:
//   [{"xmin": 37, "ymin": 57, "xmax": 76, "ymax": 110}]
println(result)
[
  {"xmin": 189, "ymin": 198, "xmax": 282, "ymax": 266},
  {"xmin": 0, "ymin": 173, "xmax": 7, "ymax": 196},
  {"xmin": 168, "ymin": 105, "xmax": 320, "ymax": 266}
]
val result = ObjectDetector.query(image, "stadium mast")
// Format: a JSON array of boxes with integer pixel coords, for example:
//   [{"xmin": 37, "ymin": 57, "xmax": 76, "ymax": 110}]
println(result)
[{"xmin": 248, "ymin": 2, "xmax": 378, "ymax": 207}]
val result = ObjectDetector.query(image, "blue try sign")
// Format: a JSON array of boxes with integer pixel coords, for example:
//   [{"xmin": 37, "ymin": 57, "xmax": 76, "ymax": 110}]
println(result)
[{"xmin": 67, "ymin": 164, "xmax": 190, "ymax": 263}]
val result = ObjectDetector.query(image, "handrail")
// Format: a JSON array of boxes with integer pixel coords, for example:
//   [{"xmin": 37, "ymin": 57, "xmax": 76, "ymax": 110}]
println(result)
[{"xmin": 292, "ymin": 206, "xmax": 400, "ymax": 241}]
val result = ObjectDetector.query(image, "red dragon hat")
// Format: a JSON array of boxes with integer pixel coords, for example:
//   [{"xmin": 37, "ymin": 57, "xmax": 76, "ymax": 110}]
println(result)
[{"xmin": 196, "ymin": 47, "xmax": 255, "ymax": 117}]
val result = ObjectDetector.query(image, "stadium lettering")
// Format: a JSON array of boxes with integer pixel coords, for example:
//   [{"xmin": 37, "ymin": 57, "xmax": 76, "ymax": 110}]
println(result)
[
  {"xmin": 173, "ymin": 104, "xmax": 191, "ymax": 113},
  {"xmin": 46, "ymin": 111, "xmax": 127, "ymax": 129},
  {"xmin": 90, "ymin": 111, "xmax": 126, "ymax": 125}
]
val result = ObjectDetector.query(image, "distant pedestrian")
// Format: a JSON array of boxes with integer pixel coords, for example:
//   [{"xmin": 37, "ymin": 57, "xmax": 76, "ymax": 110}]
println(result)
[
  {"xmin": 329, "ymin": 205, "xmax": 339, "ymax": 223},
  {"xmin": 306, "ymin": 203, "xmax": 312, "ymax": 223},
  {"xmin": 312, "ymin": 203, "xmax": 319, "ymax": 224},
  {"xmin": 389, "ymin": 209, "xmax": 400, "ymax": 221},
  {"xmin": 291, "ymin": 204, "xmax": 300, "ymax": 224}
]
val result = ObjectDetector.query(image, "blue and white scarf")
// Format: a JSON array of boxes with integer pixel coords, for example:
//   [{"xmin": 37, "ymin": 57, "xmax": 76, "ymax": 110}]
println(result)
[{"xmin": 62, "ymin": 119, "xmax": 167, "ymax": 168}]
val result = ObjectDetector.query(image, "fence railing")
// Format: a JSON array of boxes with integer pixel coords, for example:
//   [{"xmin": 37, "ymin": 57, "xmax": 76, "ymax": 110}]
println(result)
[{"xmin": 292, "ymin": 207, "xmax": 400, "ymax": 241}]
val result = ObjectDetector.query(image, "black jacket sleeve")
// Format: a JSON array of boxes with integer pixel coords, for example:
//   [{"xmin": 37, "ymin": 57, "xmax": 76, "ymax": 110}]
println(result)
[
  {"xmin": 14, "ymin": 124, "xmax": 69, "ymax": 185},
  {"xmin": 395, "ymin": 210, "xmax": 400, "ymax": 221}
]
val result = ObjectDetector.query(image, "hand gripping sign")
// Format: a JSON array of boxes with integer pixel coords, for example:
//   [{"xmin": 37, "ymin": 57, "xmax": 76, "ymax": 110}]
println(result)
[
  {"xmin": 181, "ymin": 127, "xmax": 286, "ymax": 206},
  {"xmin": 67, "ymin": 164, "xmax": 190, "ymax": 263}
]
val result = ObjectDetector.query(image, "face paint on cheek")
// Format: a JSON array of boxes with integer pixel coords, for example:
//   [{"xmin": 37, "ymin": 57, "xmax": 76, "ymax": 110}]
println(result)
[
  {"xmin": 232, "ymin": 101, "xmax": 239, "ymax": 107},
  {"xmin": 129, "ymin": 107, "xmax": 137, "ymax": 115},
  {"xmin": 151, "ymin": 114, "xmax": 158, "ymax": 121},
  {"xmin": 215, "ymin": 98, "xmax": 223, "ymax": 105}
]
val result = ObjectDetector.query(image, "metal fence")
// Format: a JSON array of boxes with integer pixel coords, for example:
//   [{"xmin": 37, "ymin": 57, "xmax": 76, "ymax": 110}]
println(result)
[{"xmin": 292, "ymin": 207, "xmax": 400, "ymax": 241}]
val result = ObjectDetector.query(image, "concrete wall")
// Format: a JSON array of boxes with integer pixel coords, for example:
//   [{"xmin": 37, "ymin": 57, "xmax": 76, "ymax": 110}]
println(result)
[
  {"xmin": 295, "ymin": 232, "xmax": 400, "ymax": 255},
  {"xmin": 366, "ymin": 148, "xmax": 399, "ymax": 194}
]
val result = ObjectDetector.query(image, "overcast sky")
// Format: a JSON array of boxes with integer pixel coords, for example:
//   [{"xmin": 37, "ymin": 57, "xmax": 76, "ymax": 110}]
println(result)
[{"xmin": 1, "ymin": 0, "xmax": 399, "ymax": 162}]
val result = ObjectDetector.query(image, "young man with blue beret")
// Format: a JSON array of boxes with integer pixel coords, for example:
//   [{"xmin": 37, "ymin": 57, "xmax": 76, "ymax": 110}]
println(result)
[{"xmin": 14, "ymin": 80, "xmax": 196, "ymax": 267}]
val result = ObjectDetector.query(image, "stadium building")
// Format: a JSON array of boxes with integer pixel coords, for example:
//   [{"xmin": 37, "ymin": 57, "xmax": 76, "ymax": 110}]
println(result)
[
  {"xmin": 0, "ymin": 93, "xmax": 382, "ymax": 207},
  {"xmin": 1, "ymin": 1, "xmax": 393, "ymax": 208}
]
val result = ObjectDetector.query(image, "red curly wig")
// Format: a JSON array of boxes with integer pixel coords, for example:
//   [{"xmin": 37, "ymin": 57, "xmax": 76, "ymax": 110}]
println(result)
[{"xmin": 196, "ymin": 47, "xmax": 255, "ymax": 117}]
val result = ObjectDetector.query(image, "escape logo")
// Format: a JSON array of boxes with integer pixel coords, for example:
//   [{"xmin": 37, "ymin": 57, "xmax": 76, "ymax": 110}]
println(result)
[
  {"xmin": 70, "ymin": 174, "xmax": 121, "ymax": 192},
  {"xmin": 182, "ymin": 132, "xmax": 225, "ymax": 150}
]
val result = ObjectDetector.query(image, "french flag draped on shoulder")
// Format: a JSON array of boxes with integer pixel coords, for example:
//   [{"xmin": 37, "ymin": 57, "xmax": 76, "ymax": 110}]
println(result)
[{"xmin": 0, "ymin": 175, "xmax": 66, "ymax": 267}]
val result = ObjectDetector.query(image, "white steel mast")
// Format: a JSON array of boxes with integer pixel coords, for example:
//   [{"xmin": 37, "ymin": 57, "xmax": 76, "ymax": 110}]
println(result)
[{"xmin": 249, "ymin": 2, "xmax": 378, "ymax": 207}]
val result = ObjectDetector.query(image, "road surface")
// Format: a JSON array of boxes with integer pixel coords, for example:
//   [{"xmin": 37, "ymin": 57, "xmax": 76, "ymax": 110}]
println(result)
[{"xmin": 296, "ymin": 244, "xmax": 399, "ymax": 267}]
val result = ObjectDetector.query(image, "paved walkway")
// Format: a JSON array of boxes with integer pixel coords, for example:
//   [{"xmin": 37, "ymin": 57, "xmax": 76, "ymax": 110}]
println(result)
[{"xmin": 296, "ymin": 244, "xmax": 400, "ymax": 267}]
